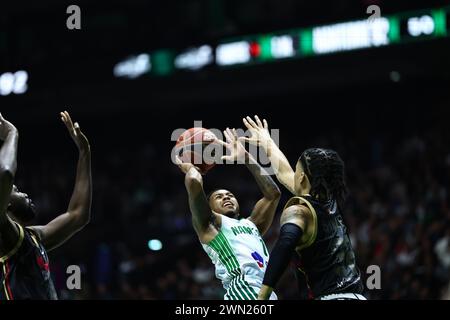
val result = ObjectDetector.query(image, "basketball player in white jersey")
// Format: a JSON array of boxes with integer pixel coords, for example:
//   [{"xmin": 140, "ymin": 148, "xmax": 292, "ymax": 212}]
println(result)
[{"xmin": 175, "ymin": 128, "xmax": 280, "ymax": 300}]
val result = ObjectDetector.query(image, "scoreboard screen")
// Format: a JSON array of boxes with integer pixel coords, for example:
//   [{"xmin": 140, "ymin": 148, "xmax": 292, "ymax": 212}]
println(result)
[
  {"xmin": 397, "ymin": 8, "xmax": 448, "ymax": 40},
  {"xmin": 114, "ymin": 5, "xmax": 450, "ymax": 78}
]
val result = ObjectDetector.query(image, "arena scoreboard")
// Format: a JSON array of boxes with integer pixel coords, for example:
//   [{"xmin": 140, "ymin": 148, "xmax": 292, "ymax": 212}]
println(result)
[{"xmin": 114, "ymin": 5, "xmax": 450, "ymax": 78}]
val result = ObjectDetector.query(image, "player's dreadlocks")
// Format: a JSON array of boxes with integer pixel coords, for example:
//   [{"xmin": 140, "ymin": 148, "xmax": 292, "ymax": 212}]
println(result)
[{"xmin": 298, "ymin": 148, "xmax": 348, "ymax": 210}]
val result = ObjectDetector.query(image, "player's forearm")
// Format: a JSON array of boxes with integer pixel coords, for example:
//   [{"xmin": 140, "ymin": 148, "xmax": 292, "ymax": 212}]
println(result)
[
  {"xmin": 245, "ymin": 153, "xmax": 281, "ymax": 200},
  {"xmin": 258, "ymin": 285, "xmax": 273, "ymax": 300},
  {"xmin": 67, "ymin": 149, "xmax": 92, "ymax": 226},
  {"xmin": 185, "ymin": 167, "xmax": 211, "ymax": 232},
  {"xmin": 264, "ymin": 140, "xmax": 295, "ymax": 193},
  {"xmin": 0, "ymin": 129, "xmax": 18, "ymax": 221},
  {"xmin": 185, "ymin": 167, "xmax": 204, "ymax": 191},
  {"xmin": 0, "ymin": 128, "xmax": 18, "ymax": 177},
  {"xmin": 262, "ymin": 223, "xmax": 303, "ymax": 293}
]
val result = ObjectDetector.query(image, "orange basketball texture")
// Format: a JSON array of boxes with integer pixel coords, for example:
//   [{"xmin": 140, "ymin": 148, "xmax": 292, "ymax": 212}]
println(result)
[{"xmin": 175, "ymin": 128, "xmax": 218, "ymax": 174}]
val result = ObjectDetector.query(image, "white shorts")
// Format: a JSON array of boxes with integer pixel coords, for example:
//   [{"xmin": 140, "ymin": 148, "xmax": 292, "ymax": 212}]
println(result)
[
  {"xmin": 317, "ymin": 293, "xmax": 367, "ymax": 300},
  {"xmin": 223, "ymin": 275, "xmax": 277, "ymax": 300}
]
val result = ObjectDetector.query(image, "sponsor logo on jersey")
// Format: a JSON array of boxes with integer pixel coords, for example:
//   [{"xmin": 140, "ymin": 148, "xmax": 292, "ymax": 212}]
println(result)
[{"xmin": 251, "ymin": 251, "xmax": 264, "ymax": 268}]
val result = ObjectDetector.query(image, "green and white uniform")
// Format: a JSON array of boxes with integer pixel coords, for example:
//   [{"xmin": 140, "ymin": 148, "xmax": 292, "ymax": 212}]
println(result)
[{"xmin": 202, "ymin": 214, "xmax": 277, "ymax": 300}]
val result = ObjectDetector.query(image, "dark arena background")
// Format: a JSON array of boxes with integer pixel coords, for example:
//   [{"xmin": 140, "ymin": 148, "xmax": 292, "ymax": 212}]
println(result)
[{"xmin": 1, "ymin": 0, "xmax": 450, "ymax": 300}]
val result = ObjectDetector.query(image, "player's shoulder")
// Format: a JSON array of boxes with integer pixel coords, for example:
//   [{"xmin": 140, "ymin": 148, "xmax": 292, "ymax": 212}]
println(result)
[
  {"xmin": 283, "ymin": 203, "xmax": 310, "ymax": 217},
  {"xmin": 284, "ymin": 194, "xmax": 312, "ymax": 208},
  {"xmin": 25, "ymin": 226, "xmax": 43, "ymax": 243},
  {"xmin": 281, "ymin": 196, "xmax": 314, "ymax": 225},
  {"xmin": 0, "ymin": 222, "xmax": 43, "ymax": 263},
  {"xmin": 279, "ymin": 204, "xmax": 312, "ymax": 231}
]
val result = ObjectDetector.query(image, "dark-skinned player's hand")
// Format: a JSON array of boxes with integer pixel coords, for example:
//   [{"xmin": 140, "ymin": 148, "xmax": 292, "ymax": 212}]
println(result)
[
  {"xmin": 241, "ymin": 115, "xmax": 272, "ymax": 147},
  {"xmin": 216, "ymin": 128, "xmax": 247, "ymax": 163},
  {"xmin": 174, "ymin": 155, "xmax": 201, "ymax": 175},
  {"xmin": 60, "ymin": 111, "xmax": 90, "ymax": 153}
]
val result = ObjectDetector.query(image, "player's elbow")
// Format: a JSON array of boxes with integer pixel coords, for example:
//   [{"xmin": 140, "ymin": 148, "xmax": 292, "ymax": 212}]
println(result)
[
  {"xmin": 79, "ymin": 208, "xmax": 91, "ymax": 226},
  {"xmin": 71, "ymin": 210, "xmax": 91, "ymax": 230},
  {"xmin": 80, "ymin": 214, "xmax": 91, "ymax": 227},
  {"xmin": 263, "ymin": 188, "xmax": 281, "ymax": 203},
  {"xmin": 278, "ymin": 173, "xmax": 295, "ymax": 193},
  {"xmin": 0, "ymin": 166, "xmax": 14, "ymax": 187},
  {"xmin": 0, "ymin": 165, "xmax": 14, "ymax": 178},
  {"xmin": 269, "ymin": 188, "xmax": 281, "ymax": 201}
]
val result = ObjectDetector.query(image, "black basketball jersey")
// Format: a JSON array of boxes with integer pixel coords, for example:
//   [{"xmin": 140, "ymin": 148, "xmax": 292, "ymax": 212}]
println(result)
[
  {"xmin": 286, "ymin": 195, "xmax": 363, "ymax": 299},
  {"xmin": 0, "ymin": 223, "xmax": 58, "ymax": 300}
]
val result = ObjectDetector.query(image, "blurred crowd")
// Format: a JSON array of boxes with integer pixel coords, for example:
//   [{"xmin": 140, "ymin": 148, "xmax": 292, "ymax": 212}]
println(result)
[
  {"xmin": 2, "ymin": 0, "xmax": 448, "ymax": 301},
  {"xmin": 12, "ymin": 115, "xmax": 449, "ymax": 300}
]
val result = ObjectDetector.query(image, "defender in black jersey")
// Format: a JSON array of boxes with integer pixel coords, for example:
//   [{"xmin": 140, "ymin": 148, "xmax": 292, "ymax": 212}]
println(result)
[
  {"xmin": 241, "ymin": 115, "xmax": 364, "ymax": 300},
  {"xmin": 0, "ymin": 111, "xmax": 92, "ymax": 300}
]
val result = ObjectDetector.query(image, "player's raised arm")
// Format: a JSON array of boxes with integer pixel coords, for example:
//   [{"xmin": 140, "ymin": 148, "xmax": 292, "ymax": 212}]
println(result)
[
  {"xmin": 0, "ymin": 113, "xmax": 20, "ymax": 245},
  {"xmin": 221, "ymin": 128, "xmax": 280, "ymax": 235},
  {"xmin": 175, "ymin": 155, "xmax": 215, "ymax": 243},
  {"xmin": 29, "ymin": 111, "xmax": 92, "ymax": 251},
  {"xmin": 242, "ymin": 115, "xmax": 296, "ymax": 195},
  {"xmin": 258, "ymin": 204, "xmax": 309, "ymax": 299}
]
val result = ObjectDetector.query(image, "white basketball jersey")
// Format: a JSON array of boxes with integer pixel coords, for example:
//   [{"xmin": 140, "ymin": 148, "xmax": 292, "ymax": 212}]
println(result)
[{"xmin": 201, "ymin": 215, "xmax": 276, "ymax": 300}]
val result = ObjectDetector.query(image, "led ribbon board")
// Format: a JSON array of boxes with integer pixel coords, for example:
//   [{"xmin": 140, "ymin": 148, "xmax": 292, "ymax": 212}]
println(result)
[{"xmin": 113, "ymin": 5, "xmax": 449, "ymax": 77}]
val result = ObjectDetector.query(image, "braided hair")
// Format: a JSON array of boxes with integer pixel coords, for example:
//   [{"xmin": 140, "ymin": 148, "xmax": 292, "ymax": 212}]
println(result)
[{"xmin": 298, "ymin": 148, "xmax": 348, "ymax": 210}]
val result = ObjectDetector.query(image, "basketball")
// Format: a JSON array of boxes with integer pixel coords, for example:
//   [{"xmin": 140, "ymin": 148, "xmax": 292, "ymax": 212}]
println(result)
[{"xmin": 175, "ymin": 127, "xmax": 218, "ymax": 175}]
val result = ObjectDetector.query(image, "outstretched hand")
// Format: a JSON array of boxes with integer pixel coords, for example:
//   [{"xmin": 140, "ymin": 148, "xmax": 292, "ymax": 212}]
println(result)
[
  {"xmin": 61, "ymin": 111, "xmax": 90, "ymax": 153},
  {"xmin": 216, "ymin": 128, "xmax": 248, "ymax": 163},
  {"xmin": 241, "ymin": 115, "xmax": 272, "ymax": 148}
]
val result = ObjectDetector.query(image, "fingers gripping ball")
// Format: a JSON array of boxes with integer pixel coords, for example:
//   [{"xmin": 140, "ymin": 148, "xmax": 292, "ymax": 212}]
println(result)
[{"xmin": 176, "ymin": 128, "xmax": 218, "ymax": 175}]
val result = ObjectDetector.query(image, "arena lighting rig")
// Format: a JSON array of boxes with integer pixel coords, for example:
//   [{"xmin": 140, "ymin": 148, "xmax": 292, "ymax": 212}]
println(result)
[{"xmin": 0, "ymin": 70, "xmax": 28, "ymax": 96}]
